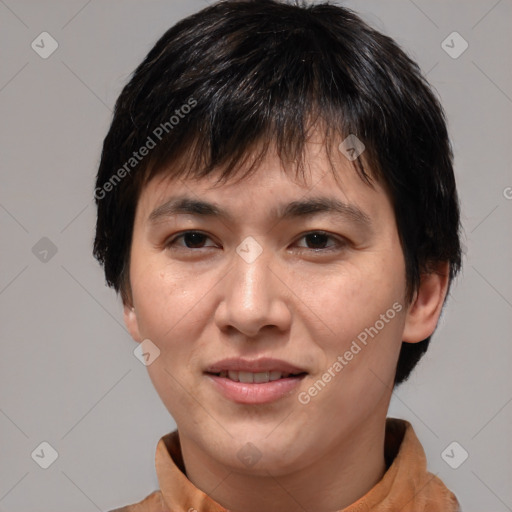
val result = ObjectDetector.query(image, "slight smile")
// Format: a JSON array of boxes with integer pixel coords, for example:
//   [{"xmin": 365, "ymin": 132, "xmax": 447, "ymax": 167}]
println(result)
[{"xmin": 204, "ymin": 357, "xmax": 309, "ymax": 404}]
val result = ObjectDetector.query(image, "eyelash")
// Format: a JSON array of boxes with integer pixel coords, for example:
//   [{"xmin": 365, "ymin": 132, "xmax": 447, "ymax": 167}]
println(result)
[{"xmin": 165, "ymin": 230, "xmax": 347, "ymax": 253}]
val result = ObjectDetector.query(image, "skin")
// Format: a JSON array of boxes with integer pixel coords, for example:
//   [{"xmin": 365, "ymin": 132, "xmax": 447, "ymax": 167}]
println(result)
[{"xmin": 123, "ymin": 135, "xmax": 449, "ymax": 512}]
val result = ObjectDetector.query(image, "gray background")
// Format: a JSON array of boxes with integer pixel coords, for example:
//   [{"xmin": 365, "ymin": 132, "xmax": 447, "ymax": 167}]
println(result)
[{"xmin": 1, "ymin": 1, "xmax": 511, "ymax": 511}]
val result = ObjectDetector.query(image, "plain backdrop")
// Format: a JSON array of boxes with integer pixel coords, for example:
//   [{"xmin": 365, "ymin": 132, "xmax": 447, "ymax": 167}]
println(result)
[{"xmin": 1, "ymin": 1, "xmax": 511, "ymax": 511}]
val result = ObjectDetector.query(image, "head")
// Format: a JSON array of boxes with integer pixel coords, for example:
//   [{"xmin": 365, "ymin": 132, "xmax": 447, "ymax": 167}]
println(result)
[{"xmin": 93, "ymin": 0, "xmax": 461, "ymax": 472}]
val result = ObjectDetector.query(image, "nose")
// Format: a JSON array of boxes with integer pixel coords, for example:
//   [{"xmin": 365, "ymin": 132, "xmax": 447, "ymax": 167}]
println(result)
[{"xmin": 214, "ymin": 243, "xmax": 292, "ymax": 338}]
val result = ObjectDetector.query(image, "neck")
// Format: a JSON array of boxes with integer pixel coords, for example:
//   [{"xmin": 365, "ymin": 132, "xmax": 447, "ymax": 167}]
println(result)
[{"xmin": 179, "ymin": 414, "xmax": 388, "ymax": 512}]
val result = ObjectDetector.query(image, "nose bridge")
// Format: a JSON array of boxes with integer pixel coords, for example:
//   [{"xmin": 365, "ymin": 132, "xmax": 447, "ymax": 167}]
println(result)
[
  {"xmin": 231, "ymin": 237, "xmax": 273, "ymax": 309},
  {"xmin": 216, "ymin": 236, "xmax": 289, "ymax": 336}
]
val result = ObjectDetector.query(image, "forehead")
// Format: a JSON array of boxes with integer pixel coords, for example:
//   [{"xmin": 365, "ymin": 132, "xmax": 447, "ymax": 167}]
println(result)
[{"xmin": 135, "ymin": 138, "xmax": 392, "ymax": 228}]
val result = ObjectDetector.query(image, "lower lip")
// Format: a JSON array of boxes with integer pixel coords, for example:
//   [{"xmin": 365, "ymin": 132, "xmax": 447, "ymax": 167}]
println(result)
[{"xmin": 205, "ymin": 373, "xmax": 306, "ymax": 404}]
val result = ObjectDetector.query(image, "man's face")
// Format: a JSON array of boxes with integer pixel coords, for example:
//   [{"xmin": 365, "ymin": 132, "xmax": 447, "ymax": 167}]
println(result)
[{"xmin": 124, "ymin": 139, "xmax": 410, "ymax": 475}]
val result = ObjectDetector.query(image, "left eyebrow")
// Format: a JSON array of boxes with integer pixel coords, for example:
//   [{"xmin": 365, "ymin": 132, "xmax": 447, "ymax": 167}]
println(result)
[{"xmin": 147, "ymin": 195, "xmax": 373, "ymax": 230}]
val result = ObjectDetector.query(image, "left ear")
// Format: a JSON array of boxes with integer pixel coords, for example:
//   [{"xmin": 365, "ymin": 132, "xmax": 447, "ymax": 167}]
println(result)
[
  {"xmin": 123, "ymin": 302, "xmax": 143, "ymax": 343},
  {"xmin": 402, "ymin": 261, "xmax": 450, "ymax": 343}
]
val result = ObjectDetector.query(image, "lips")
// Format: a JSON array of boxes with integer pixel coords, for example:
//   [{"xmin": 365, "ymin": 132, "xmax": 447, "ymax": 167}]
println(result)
[
  {"xmin": 204, "ymin": 357, "xmax": 308, "ymax": 376},
  {"xmin": 205, "ymin": 363, "xmax": 307, "ymax": 405},
  {"xmin": 204, "ymin": 357, "xmax": 308, "ymax": 403}
]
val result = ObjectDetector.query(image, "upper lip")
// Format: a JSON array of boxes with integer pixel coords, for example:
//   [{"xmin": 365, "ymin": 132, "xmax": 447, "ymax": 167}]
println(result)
[{"xmin": 204, "ymin": 357, "xmax": 308, "ymax": 374}]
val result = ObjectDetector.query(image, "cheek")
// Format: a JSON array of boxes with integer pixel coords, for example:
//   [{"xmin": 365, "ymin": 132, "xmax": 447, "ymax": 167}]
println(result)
[
  {"xmin": 130, "ymin": 257, "xmax": 215, "ymax": 379},
  {"xmin": 305, "ymin": 259, "xmax": 404, "ymax": 346},
  {"xmin": 132, "ymin": 259, "xmax": 196, "ymax": 338},
  {"xmin": 131, "ymin": 262, "xmax": 207, "ymax": 414}
]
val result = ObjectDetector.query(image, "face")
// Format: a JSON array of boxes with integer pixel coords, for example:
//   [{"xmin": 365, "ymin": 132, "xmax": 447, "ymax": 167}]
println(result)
[{"xmin": 124, "ymin": 138, "xmax": 415, "ymax": 476}]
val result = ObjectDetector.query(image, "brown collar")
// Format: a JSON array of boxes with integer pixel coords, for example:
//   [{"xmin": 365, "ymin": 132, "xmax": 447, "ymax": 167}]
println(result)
[{"xmin": 115, "ymin": 418, "xmax": 461, "ymax": 511}]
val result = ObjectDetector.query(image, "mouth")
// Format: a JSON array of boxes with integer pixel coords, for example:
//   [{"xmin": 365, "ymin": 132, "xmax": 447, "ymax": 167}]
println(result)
[
  {"xmin": 204, "ymin": 356, "xmax": 308, "ymax": 376},
  {"xmin": 204, "ymin": 358, "xmax": 308, "ymax": 404},
  {"xmin": 205, "ymin": 370, "xmax": 308, "ymax": 383}
]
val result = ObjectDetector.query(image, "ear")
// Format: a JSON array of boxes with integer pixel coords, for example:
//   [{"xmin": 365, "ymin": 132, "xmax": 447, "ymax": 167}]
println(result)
[
  {"xmin": 123, "ymin": 302, "xmax": 143, "ymax": 343},
  {"xmin": 402, "ymin": 261, "xmax": 450, "ymax": 343}
]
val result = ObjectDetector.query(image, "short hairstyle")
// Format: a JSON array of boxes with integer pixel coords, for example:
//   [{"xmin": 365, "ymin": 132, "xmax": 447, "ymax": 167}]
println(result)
[{"xmin": 93, "ymin": 0, "xmax": 462, "ymax": 386}]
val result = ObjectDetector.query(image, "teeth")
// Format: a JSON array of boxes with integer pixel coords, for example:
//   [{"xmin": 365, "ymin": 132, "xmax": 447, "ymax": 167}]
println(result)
[
  {"xmin": 217, "ymin": 370, "xmax": 296, "ymax": 382},
  {"xmin": 238, "ymin": 371, "xmax": 254, "ymax": 383},
  {"xmin": 253, "ymin": 371, "xmax": 269, "ymax": 383}
]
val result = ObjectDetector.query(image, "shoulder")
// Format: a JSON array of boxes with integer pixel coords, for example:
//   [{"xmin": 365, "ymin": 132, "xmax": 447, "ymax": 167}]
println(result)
[{"xmin": 107, "ymin": 490, "xmax": 169, "ymax": 512}]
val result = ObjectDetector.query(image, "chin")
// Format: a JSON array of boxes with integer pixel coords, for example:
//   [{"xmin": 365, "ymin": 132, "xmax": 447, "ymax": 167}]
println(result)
[{"xmin": 222, "ymin": 429, "xmax": 306, "ymax": 469}]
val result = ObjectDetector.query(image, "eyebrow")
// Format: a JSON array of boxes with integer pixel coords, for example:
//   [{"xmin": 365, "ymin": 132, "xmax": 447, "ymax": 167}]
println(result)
[{"xmin": 147, "ymin": 195, "xmax": 373, "ymax": 229}]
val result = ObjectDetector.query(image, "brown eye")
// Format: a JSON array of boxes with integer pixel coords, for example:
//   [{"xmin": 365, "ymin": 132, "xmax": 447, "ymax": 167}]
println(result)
[
  {"xmin": 166, "ymin": 231, "xmax": 216, "ymax": 249},
  {"xmin": 303, "ymin": 232, "xmax": 330, "ymax": 249},
  {"xmin": 295, "ymin": 231, "xmax": 346, "ymax": 252}
]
